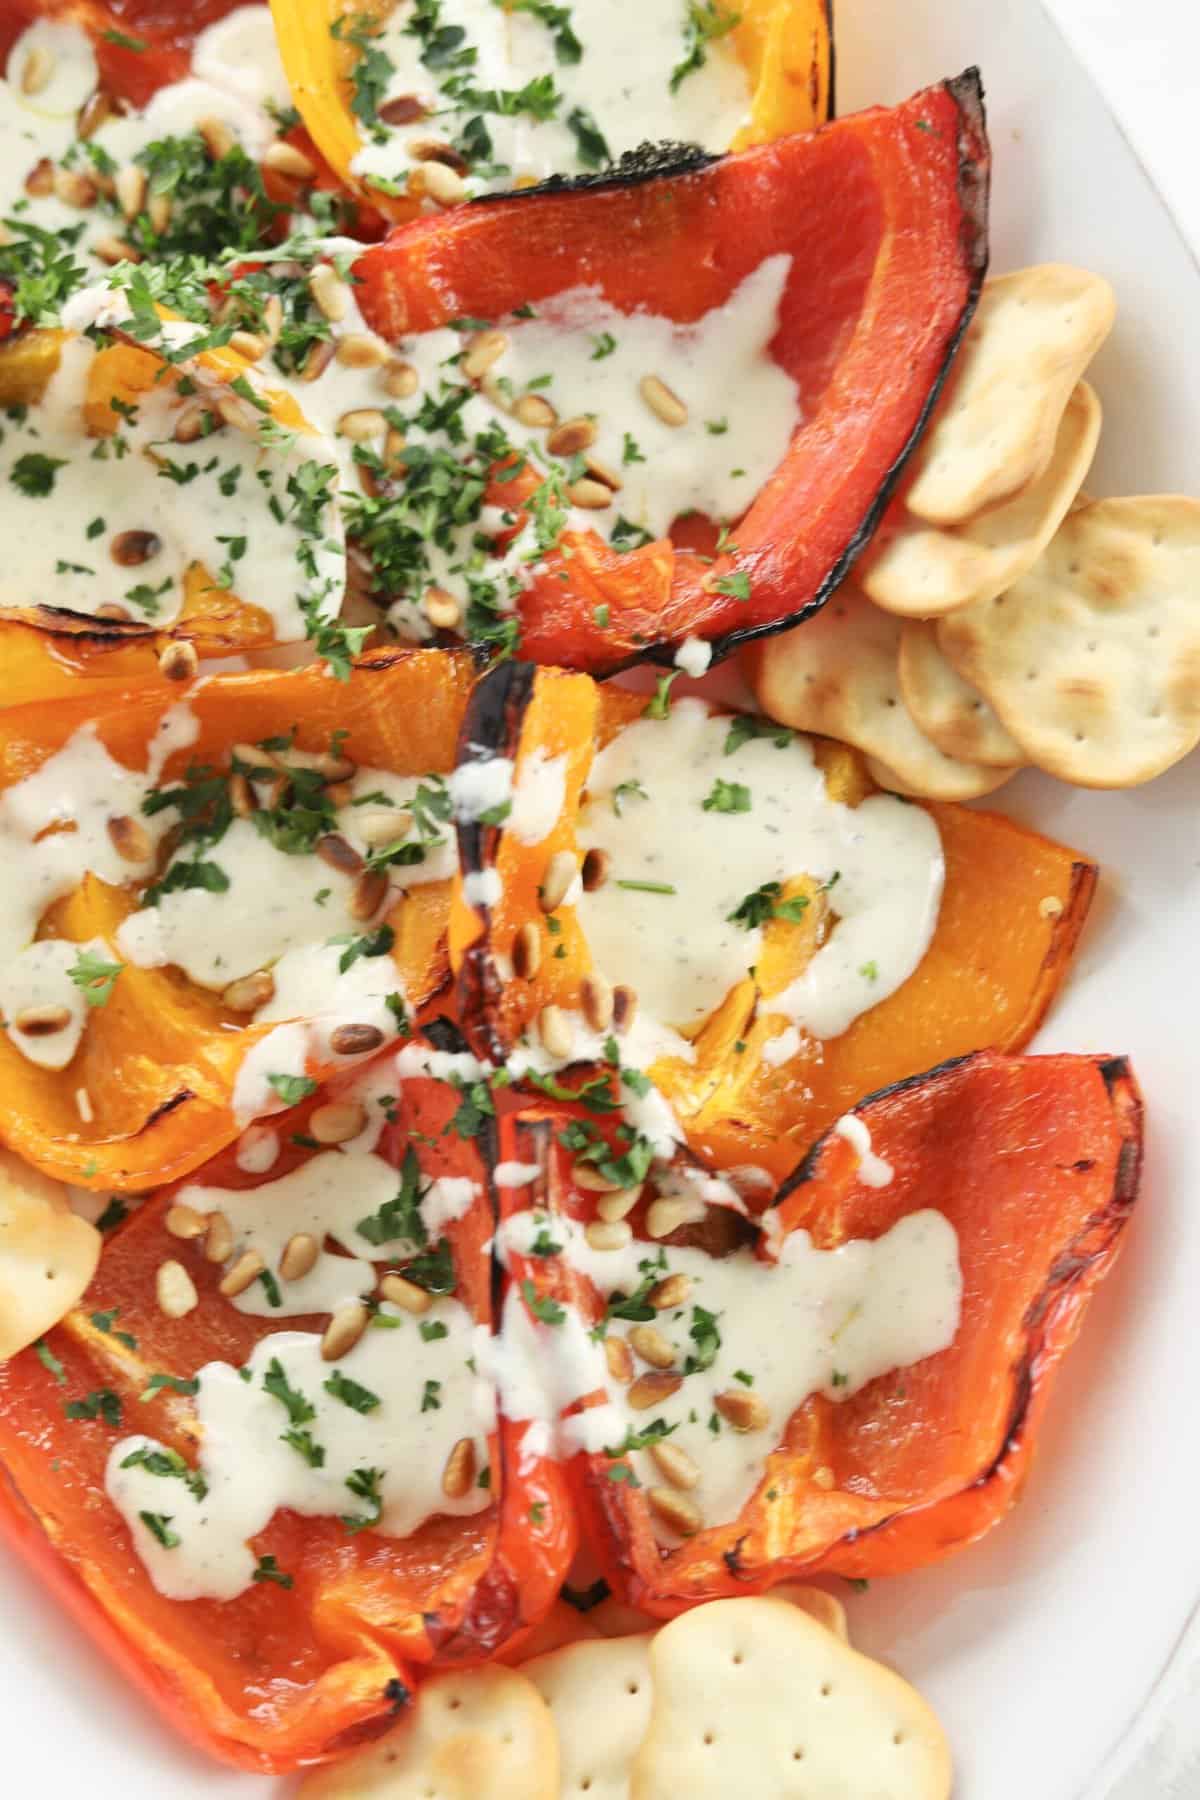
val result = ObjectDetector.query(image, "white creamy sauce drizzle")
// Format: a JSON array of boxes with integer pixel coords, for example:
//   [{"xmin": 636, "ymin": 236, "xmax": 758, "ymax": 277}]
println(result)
[
  {"xmin": 509, "ymin": 747, "xmax": 567, "ymax": 845},
  {"xmin": 0, "ymin": 937, "xmax": 98, "ymax": 1070},
  {"xmin": 448, "ymin": 754, "xmax": 514, "ymax": 822},
  {"xmin": 106, "ymin": 1307, "xmax": 492, "ymax": 1601},
  {"xmin": 235, "ymin": 1125, "xmax": 280, "ymax": 1175},
  {"xmin": 351, "ymin": 0, "xmax": 752, "ymax": 193},
  {"xmin": 833, "ymin": 1114, "xmax": 896, "ymax": 1189},
  {"xmin": 576, "ymin": 700, "xmax": 945, "ymax": 1035}
]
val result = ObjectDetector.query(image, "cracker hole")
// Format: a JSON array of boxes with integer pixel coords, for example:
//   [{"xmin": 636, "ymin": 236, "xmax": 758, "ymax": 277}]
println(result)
[
  {"xmin": 626, "ymin": 1681, "xmax": 641, "ymax": 1694},
  {"xmin": 447, "ymin": 1698, "xmax": 462, "ymax": 1711},
  {"xmin": 1086, "ymin": 641, "xmax": 1097, "ymax": 653},
  {"xmin": 503, "ymin": 1733, "xmax": 513, "ymax": 1745},
  {"xmin": 731, "ymin": 1653, "xmax": 744, "ymax": 1667},
  {"xmin": 703, "ymin": 1732, "xmax": 716, "ymax": 1746},
  {"xmin": 820, "ymin": 1683, "xmax": 833, "ymax": 1698},
  {"xmin": 793, "ymin": 1748, "xmax": 806, "ymax": 1762},
  {"xmin": 1074, "ymin": 731, "xmax": 1085, "ymax": 743},
  {"xmin": 1148, "ymin": 626, "xmax": 1161, "ymax": 639},
  {"xmin": 893, "ymin": 1731, "xmax": 906, "ymax": 1746}
]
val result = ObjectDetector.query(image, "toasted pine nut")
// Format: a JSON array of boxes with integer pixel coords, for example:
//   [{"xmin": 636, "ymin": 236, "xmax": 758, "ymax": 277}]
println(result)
[
  {"xmin": 309, "ymin": 1101, "xmax": 366, "ymax": 1146},
  {"xmin": 330, "ymin": 1021, "xmax": 386, "ymax": 1056},
  {"xmin": 158, "ymin": 639, "xmax": 198, "ymax": 683},
  {"xmin": 639, "ymin": 374, "xmax": 688, "ymax": 427},
  {"xmin": 107, "ymin": 812, "xmax": 150, "ymax": 862},
  {"xmin": 302, "ymin": 337, "xmax": 337, "ymax": 382},
  {"xmin": 585, "ymin": 1218, "xmax": 632, "ymax": 1253},
  {"xmin": 547, "ymin": 416, "xmax": 596, "ymax": 458},
  {"xmin": 568, "ymin": 478, "xmax": 614, "ymax": 510},
  {"xmin": 513, "ymin": 393, "xmax": 557, "ymax": 428},
  {"xmin": 650, "ymin": 1440, "xmax": 700, "ymax": 1490},
  {"xmin": 649, "ymin": 1273, "xmax": 691, "ymax": 1311},
  {"xmin": 173, "ymin": 403, "xmax": 213, "ymax": 443},
  {"xmin": 442, "ymin": 1436, "xmax": 476, "ymax": 1499},
  {"xmin": 263, "ymin": 139, "xmax": 316, "ymax": 179},
  {"xmin": 539, "ymin": 849, "xmax": 577, "ymax": 912},
  {"xmin": 315, "ymin": 832, "xmax": 364, "ymax": 875},
  {"xmin": 580, "ymin": 972, "xmax": 613, "ymax": 1032},
  {"xmin": 165, "ymin": 1203, "xmax": 208, "ymax": 1241},
  {"xmin": 203, "ymin": 1211, "xmax": 233, "ymax": 1264},
  {"xmin": 198, "ymin": 115, "xmax": 235, "ymax": 160},
  {"xmin": 646, "ymin": 1198, "xmax": 696, "ymax": 1241},
  {"xmin": 310, "ymin": 263, "xmax": 353, "ymax": 323},
  {"xmin": 378, "ymin": 93, "xmax": 427, "ymax": 126},
  {"xmin": 462, "ymin": 330, "xmax": 508, "ymax": 381},
  {"xmin": 1039, "ymin": 894, "xmax": 1064, "ymax": 919},
  {"xmin": 511, "ymin": 920, "xmax": 541, "ymax": 980},
  {"xmin": 76, "ymin": 87, "xmax": 115, "ymax": 140},
  {"xmin": 379, "ymin": 1272, "xmax": 432, "ymax": 1314},
  {"xmin": 538, "ymin": 1004, "xmax": 573, "ymax": 1060},
  {"xmin": 581, "ymin": 847, "xmax": 610, "ymax": 891},
  {"xmin": 629, "ymin": 1323, "xmax": 676, "ymax": 1369},
  {"xmin": 648, "ymin": 1487, "xmax": 702, "ymax": 1535},
  {"xmin": 423, "ymin": 586, "xmax": 461, "ymax": 631},
  {"xmin": 414, "ymin": 160, "xmax": 465, "ymax": 206},
  {"xmin": 147, "ymin": 191, "xmax": 172, "ymax": 234},
  {"xmin": 54, "ymin": 167, "xmax": 97, "ymax": 208},
  {"xmin": 110, "ymin": 529, "xmax": 161, "ymax": 567},
  {"xmin": 279, "ymin": 1232, "xmax": 319, "ymax": 1281},
  {"xmin": 219, "ymin": 1248, "xmax": 265, "ymax": 1298},
  {"xmin": 94, "ymin": 603, "xmax": 133, "ymax": 622},
  {"xmin": 14, "ymin": 1005, "xmax": 71, "ymax": 1036},
  {"xmin": 321, "ymin": 1300, "xmax": 369, "ymax": 1361},
  {"xmin": 596, "ymin": 1186, "xmax": 641, "ymax": 1222},
  {"xmin": 229, "ymin": 329, "xmax": 266, "ymax": 362},
  {"xmin": 358, "ymin": 808, "xmax": 413, "ymax": 849},
  {"xmin": 20, "ymin": 44, "xmax": 55, "ymax": 94},
  {"xmin": 228, "ymin": 772, "xmax": 255, "ymax": 818},
  {"xmin": 261, "ymin": 292, "xmax": 283, "ymax": 346},
  {"xmin": 811, "ymin": 1463, "xmax": 836, "ymax": 1490},
  {"xmin": 156, "ymin": 1259, "xmax": 198, "ymax": 1319},
  {"xmin": 92, "ymin": 234, "xmax": 142, "ymax": 266},
  {"xmin": 338, "ymin": 407, "xmax": 388, "ymax": 441},
  {"xmin": 585, "ymin": 454, "xmax": 623, "ymax": 492},
  {"xmin": 604, "ymin": 1336, "xmax": 633, "ymax": 1383},
  {"xmin": 714, "ymin": 1388, "xmax": 770, "ymax": 1432},
  {"xmin": 348, "ymin": 868, "xmax": 389, "ymax": 923},
  {"xmin": 216, "ymin": 391, "xmax": 260, "ymax": 433},
  {"xmin": 612, "ymin": 984, "xmax": 637, "ymax": 1035},
  {"xmin": 25, "ymin": 158, "xmax": 54, "ymax": 197},
  {"xmin": 115, "ymin": 163, "xmax": 147, "ymax": 219},
  {"xmin": 382, "ymin": 360, "xmax": 419, "ymax": 399},
  {"xmin": 574, "ymin": 1165, "xmax": 622, "ymax": 1194},
  {"xmin": 629, "ymin": 1371, "xmax": 683, "ymax": 1411},
  {"xmin": 335, "ymin": 331, "xmax": 387, "ymax": 369},
  {"xmin": 221, "ymin": 970, "xmax": 275, "ymax": 1013}
]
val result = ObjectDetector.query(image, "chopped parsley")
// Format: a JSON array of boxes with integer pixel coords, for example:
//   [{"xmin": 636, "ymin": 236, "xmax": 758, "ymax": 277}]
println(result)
[
  {"xmin": 341, "ymin": 1465, "xmax": 384, "ymax": 1532},
  {"xmin": 420, "ymin": 1378, "xmax": 442, "ymax": 1412},
  {"xmin": 723, "ymin": 715, "xmax": 794, "ymax": 754},
  {"xmin": 120, "ymin": 1443, "xmax": 207, "ymax": 1501},
  {"xmin": 324, "ymin": 1371, "xmax": 382, "ymax": 1414},
  {"xmin": 357, "ymin": 1147, "xmax": 427, "ymax": 1247},
  {"xmin": 521, "ymin": 1279, "xmax": 566, "ymax": 1326},
  {"xmin": 727, "ymin": 882, "xmax": 810, "ymax": 930},
  {"xmin": 612, "ymin": 778, "xmax": 648, "ymax": 816},
  {"xmin": 702, "ymin": 778, "xmax": 751, "ymax": 814},
  {"xmin": 683, "ymin": 1305, "xmax": 721, "ymax": 1374},
  {"xmin": 33, "ymin": 1339, "xmax": 66, "ymax": 1384},
  {"xmin": 671, "ymin": 0, "xmax": 741, "ymax": 90},
  {"xmin": 65, "ymin": 1388, "xmax": 122, "ymax": 1428},
  {"xmin": 139, "ymin": 1511, "xmax": 181, "ymax": 1549},
  {"xmin": 253, "ymin": 1554, "xmax": 294, "ymax": 1588},
  {"xmin": 68, "ymin": 948, "xmax": 124, "ymax": 1008},
  {"xmin": 643, "ymin": 671, "xmax": 680, "ymax": 719},
  {"xmin": 10, "ymin": 453, "xmax": 67, "ymax": 498},
  {"xmin": 266, "ymin": 1072, "xmax": 319, "ymax": 1105}
]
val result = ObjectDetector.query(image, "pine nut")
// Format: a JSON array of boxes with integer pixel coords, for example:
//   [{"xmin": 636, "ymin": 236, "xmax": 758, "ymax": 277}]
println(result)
[
  {"xmin": 20, "ymin": 44, "xmax": 55, "ymax": 94},
  {"xmin": 110, "ymin": 529, "xmax": 161, "ymax": 567},
  {"xmin": 324, "ymin": 781, "xmax": 354, "ymax": 811},
  {"xmin": 539, "ymin": 1004, "xmax": 573, "ymax": 1060},
  {"xmin": 263, "ymin": 139, "xmax": 316, "ymax": 180},
  {"xmin": 383, "ymin": 360, "xmax": 419, "ymax": 399},
  {"xmin": 279, "ymin": 747, "xmax": 356, "ymax": 781},
  {"xmin": 379, "ymin": 94, "xmax": 427, "ymax": 126},
  {"xmin": 14, "ymin": 1005, "xmax": 71, "ymax": 1036},
  {"xmin": 165, "ymin": 1203, "xmax": 208, "ymax": 1241},
  {"xmin": 261, "ymin": 293, "xmax": 283, "ymax": 346},
  {"xmin": 310, "ymin": 263, "xmax": 353, "ymax": 323},
  {"xmin": 568, "ymin": 478, "xmax": 614, "ymax": 510},
  {"xmin": 646, "ymin": 1198, "xmax": 697, "ymax": 1240},
  {"xmin": 514, "ymin": 393, "xmax": 557, "ymax": 428},
  {"xmin": 330, "ymin": 1021, "xmax": 386, "ymax": 1056},
  {"xmin": 93, "ymin": 235, "xmax": 141, "ymax": 266},
  {"xmin": 1039, "ymin": 894, "xmax": 1064, "ymax": 920},
  {"xmin": 229, "ymin": 329, "xmax": 266, "ymax": 362},
  {"xmin": 511, "ymin": 920, "xmax": 542, "ymax": 980},
  {"xmin": 221, "ymin": 970, "xmax": 275, "ymax": 1013},
  {"xmin": 173, "ymin": 403, "xmax": 213, "ymax": 443},
  {"xmin": 219, "ymin": 1248, "xmax": 265, "ymax": 1298},
  {"xmin": 279, "ymin": 1232, "xmax": 319, "ymax": 1281},
  {"xmin": 604, "ymin": 1336, "xmax": 633, "ymax": 1383},
  {"xmin": 585, "ymin": 1218, "xmax": 632, "ymax": 1252},
  {"xmin": 338, "ymin": 407, "xmax": 388, "ymax": 441},
  {"xmin": 309, "ymin": 1101, "xmax": 366, "ymax": 1145},
  {"xmin": 25, "ymin": 158, "xmax": 54, "ymax": 197},
  {"xmin": 585, "ymin": 455, "xmax": 623, "ymax": 492},
  {"xmin": 158, "ymin": 639, "xmax": 198, "ymax": 682},
  {"xmin": 648, "ymin": 1487, "xmax": 702, "ymax": 1535},
  {"xmin": 228, "ymin": 772, "xmax": 255, "ymax": 818},
  {"xmin": 379, "ymin": 1272, "xmax": 432, "ymax": 1315},
  {"xmin": 321, "ymin": 1300, "xmax": 369, "ymax": 1360},
  {"xmin": 581, "ymin": 847, "xmax": 610, "ymax": 891},
  {"xmin": 216, "ymin": 390, "xmax": 260, "ymax": 433},
  {"xmin": 198, "ymin": 116, "xmax": 235, "ymax": 161},
  {"xmin": 423, "ymin": 586, "xmax": 461, "ymax": 631},
  {"xmin": 107, "ymin": 812, "xmax": 150, "ymax": 862},
  {"xmin": 349, "ymin": 868, "xmax": 389, "ymax": 923},
  {"xmin": 612, "ymin": 984, "xmax": 637, "ymax": 1035},
  {"xmin": 580, "ymin": 972, "xmax": 613, "ymax": 1032},
  {"xmin": 574, "ymin": 1165, "xmax": 622, "ymax": 1194},
  {"xmin": 650, "ymin": 1440, "xmax": 700, "ymax": 1490},
  {"xmin": 302, "ymin": 337, "xmax": 337, "ymax": 382},
  {"xmin": 115, "ymin": 164, "xmax": 147, "ymax": 219},
  {"xmin": 442, "ymin": 1436, "xmax": 476, "ymax": 1499},
  {"xmin": 539, "ymin": 849, "xmax": 577, "ymax": 912},
  {"xmin": 811, "ymin": 1464, "xmax": 835, "ymax": 1490},
  {"xmin": 94, "ymin": 603, "xmax": 133, "ymax": 622},
  {"xmin": 629, "ymin": 1371, "xmax": 683, "ymax": 1411},
  {"xmin": 156, "ymin": 1259, "xmax": 198, "ymax": 1319},
  {"xmin": 147, "ymin": 192, "xmax": 172, "ymax": 234},
  {"xmin": 639, "ymin": 374, "xmax": 688, "ymax": 427},
  {"xmin": 54, "ymin": 168, "xmax": 97, "ymax": 208},
  {"xmin": 412, "ymin": 139, "xmax": 469, "ymax": 174},
  {"xmin": 315, "ymin": 831, "xmax": 363, "ymax": 875},
  {"xmin": 649, "ymin": 1273, "xmax": 691, "ymax": 1311},
  {"xmin": 358, "ymin": 809, "xmax": 413, "ymax": 849},
  {"xmin": 203, "ymin": 1211, "xmax": 233, "ymax": 1264},
  {"xmin": 76, "ymin": 87, "xmax": 115, "ymax": 140},
  {"xmin": 714, "ymin": 1388, "xmax": 770, "ymax": 1432},
  {"xmin": 547, "ymin": 417, "xmax": 596, "ymax": 457},
  {"xmin": 596, "ymin": 1186, "xmax": 641, "ymax": 1222},
  {"xmin": 629, "ymin": 1323, "xmax": 676, "ymax": 1369},
  {"xmin": 335, "ymin": 331, "xmax": 387, "ymax": 369},
  {"xmin": 414, "ymin": 160, "xmax": 465, "ymax": 205},
  {"xmin": 462, "ymin": 330, "xmax": 508, "ymax": 380}
]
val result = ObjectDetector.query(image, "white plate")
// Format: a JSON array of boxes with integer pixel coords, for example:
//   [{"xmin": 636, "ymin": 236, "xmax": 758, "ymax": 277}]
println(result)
[{"xmin": 3, "ymin": 2, "xmax": 1199, "ymax": 1794}]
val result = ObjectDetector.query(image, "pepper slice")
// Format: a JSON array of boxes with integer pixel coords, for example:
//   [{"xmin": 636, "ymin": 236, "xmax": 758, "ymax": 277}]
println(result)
[
  {"xmin": 448, "ymin": 661, "xmax": 1097, "ymax": 1182},
  {"xmin": 0, "ymin": 1043, "xmax": 571, "ymax": 1771},
  {"xmin": 0, "ymin": 650, "xmax": 473, "ymax": 1188},
  {"xmin": 503, "ymin": 1049, "xmax": 1142, "ymax": 1614},
  {"xmin": 353, "ymin": 75, "xmax": 990, "ymax": 670},
  {"xmin": 270, "ymin": 0, "xmax": 833, "ymax": 227}
]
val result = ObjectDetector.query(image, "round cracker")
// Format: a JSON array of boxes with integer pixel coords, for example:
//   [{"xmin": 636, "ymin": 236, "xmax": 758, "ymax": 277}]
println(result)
[
  {"xmin": 746, "ymin": 586, "xmax": 1020, "ymax": 801},
  {"xmin": 905, "ymin": 265, "xmax": 1115, "ymax": 525},
  {"xmin": 767, "ymin": 1582, "xmax": 850, "ymax": 1643},
  {"xmin": 502, "ymin": 1598, "xmax": 602, "ymax": 1664},
  {"xmin": 898, "ymin": 620, "xmax": 1024, "ymax": 767},
  {"xmin": 297, "ymin": 1665, "xmax": 558, "ymax": 1800},
  {"xmin": 631, "ymin": 1597, "xmax": 951, "ymax": 1800},
  {"xmin": 863, "ymin": 381, "xmax": 1101, "ymax": 617},
  {"xmin": 525, "ymin": 1632, "xmax": 654, "ymax": 1800},
  {"xmin": 0, "ymin": 1149, "xmax": 100, "ymax": 1360},
  {"xmin": 937, "ymin": 495, "xmax": 1200, "ymax": 787}
]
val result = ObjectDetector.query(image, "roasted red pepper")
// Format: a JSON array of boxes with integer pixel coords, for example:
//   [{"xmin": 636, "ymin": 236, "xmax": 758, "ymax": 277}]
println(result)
[{"xmin": 354, "ymin": 76, "xmax": 990, "ymax": 671}]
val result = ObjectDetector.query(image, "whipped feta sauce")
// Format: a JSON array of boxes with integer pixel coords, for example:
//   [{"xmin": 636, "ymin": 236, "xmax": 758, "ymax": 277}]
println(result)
[
  {"xmin": 350, "ymin": 0, "xmax": 752, "ymax": 195},
  {"xmin": 576, "ymin": 699, "xmax": 945, "ymax": 1035},
  {"xmin": 509, "ymin": 748, "xmax": 567, "ymax": 845}
]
